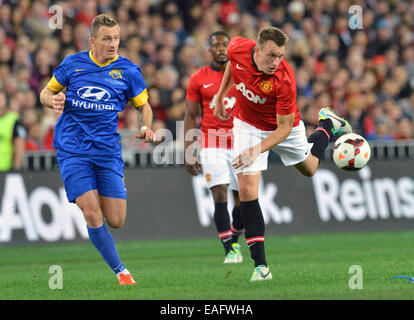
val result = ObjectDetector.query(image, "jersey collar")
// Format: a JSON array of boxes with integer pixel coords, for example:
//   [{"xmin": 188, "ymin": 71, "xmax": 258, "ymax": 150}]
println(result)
[
  {"xmin": 251, "ymin": 47, "xmax": 263, "ymax": 74},
  {"xmin": 209, "ymin": 62, "xmax": 224, "ymax": 72},
  {"xmin": 89, "ymin": 50, "xmax": 119, "ymax": 67}
]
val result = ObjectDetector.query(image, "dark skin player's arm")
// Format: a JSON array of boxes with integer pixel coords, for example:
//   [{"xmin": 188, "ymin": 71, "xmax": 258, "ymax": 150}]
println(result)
[{"xmin": 184, "ymin": 99, "xmax": 201, "ymax": 175}]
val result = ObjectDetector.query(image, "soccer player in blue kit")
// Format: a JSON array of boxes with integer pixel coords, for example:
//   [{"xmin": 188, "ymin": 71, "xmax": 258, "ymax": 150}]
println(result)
[{"xmin": 40, "ymin": 14, "xmax": 160, "ymax": 285}]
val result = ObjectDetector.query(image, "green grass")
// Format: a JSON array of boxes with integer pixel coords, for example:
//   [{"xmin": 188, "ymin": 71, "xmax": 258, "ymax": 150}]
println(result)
[{"xmin": 1, "ymin": 230, "xmax": 414, "ymax": 300}]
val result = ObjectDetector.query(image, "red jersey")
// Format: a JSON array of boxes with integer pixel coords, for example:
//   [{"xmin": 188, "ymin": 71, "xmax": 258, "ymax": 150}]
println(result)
[
  {"xmin": 227, "ymin": 36, "xmax": 300, "ymax": 131},
  {"xmin": 186, "ymin": 63, "xmax": 237, "ymax": 149}
]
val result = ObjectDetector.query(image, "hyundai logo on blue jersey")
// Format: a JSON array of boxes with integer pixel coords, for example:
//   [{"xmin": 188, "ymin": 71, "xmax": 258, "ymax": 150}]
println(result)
[{"xmin": 76, "ymin": 86, "xmax": 111, "ymax": 101}]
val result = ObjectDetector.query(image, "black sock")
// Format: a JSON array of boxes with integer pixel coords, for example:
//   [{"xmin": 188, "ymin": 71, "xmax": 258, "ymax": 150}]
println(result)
[
  {"xmin": 249, "ymin": 242, "xmax": 266, "ymax": 267},
  {"xmin": 231, "ymin": 205, "xmax": 244, "ymax": 244},
  {"xmin": 240, "ymin": 199, "xmax": 266, "ymax": 267},
  {"xmin": 308, "ymin": 119, "xmax": 332, "ymax": 161},
  {"xmin": 214, "ymin": 202, "xmax": 232, "ymax": 254}
]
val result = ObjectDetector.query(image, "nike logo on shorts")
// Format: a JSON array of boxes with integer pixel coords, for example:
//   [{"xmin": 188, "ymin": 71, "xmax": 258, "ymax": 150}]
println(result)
[{"xmin": 203, "ymin": 83, "xmax": 214, "ymax": 88}]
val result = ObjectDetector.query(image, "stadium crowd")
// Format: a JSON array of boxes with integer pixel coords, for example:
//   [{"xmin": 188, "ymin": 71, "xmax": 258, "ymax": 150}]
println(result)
[{"xmin": 0, "ymin": 0, "xmax": 413, "ymax": 154}]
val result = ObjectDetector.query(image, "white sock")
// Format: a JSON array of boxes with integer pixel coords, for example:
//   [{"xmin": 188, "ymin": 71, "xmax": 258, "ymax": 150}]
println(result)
[{"xmin": 116, "ymin": 268, "xmax": 130, "ymax": 280}]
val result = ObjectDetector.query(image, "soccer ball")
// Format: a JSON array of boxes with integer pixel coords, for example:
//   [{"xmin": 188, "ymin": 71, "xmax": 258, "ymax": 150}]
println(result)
[{"xmin": 332, "ymin": 133, "xmax": 371, "ymax": 171}]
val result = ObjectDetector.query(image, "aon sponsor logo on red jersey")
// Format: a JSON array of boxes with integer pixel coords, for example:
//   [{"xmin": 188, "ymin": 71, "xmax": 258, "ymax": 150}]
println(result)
[{"xmin": 235, "ymin": 82, "xmax": 267, "ymax": 104}]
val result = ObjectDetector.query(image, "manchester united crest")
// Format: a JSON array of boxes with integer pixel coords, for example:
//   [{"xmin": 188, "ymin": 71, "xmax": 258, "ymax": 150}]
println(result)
[{"xmin": 258, "ymin": 80, "xmax": 273, "ymax": 94}]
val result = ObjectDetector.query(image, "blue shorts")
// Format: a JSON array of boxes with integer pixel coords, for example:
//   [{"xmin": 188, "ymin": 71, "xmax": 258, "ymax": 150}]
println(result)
[{"xmin": 57, "ymin": 150, "xmax": 127, "ymax": 203}]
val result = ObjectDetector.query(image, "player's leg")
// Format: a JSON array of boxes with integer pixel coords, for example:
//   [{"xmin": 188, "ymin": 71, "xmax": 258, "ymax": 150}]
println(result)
[
  {"xmin": 94, "ymin": 154, "xmax": 127, "ymax": 228},
  {"xmin": 222, "ymin": 189, "xmax": 243, "ymax": 263},
  {"xmin": 57, "ymin": 152, "xmax": 135, "ymax": 285},
  {"xmin": 293, "ymin": 120, "xmax": 332, "ymax": 177},
  {"xmin": 233, "ymin": 117, "xmax": 272, "ymax": 280},
  {"xmin": 93, "ymin": 156, "xmax": 135, "ymax": 285},
  {"xmin": 75, "ymin": 190, "xmax": 104, "ymax": 227},
  {"xmin": 200, "ymin": 148, "xmax": 235, "ymax": 259},
  {"xmin": 237, "ymin": 172, "xmax": 269, "ymax": 275},
  {"xmin": 98, "ymin": 196, "xmax": 135, "ymax": 284},
  {"xmin": 210, "ymin": 185, "xmax": 230, "ymax": 243},
  {"xmin": 76, "ymin": 191, "xmax": 126, "ymax": 277},
  {"xmin": 230, "ymin": 190, "xmax": 244, "ymax": 244},
  {"xmin": 76, "ymin": 191, "xmax": 135, "ymax": 285},
  {"xmin": 210, "ymin": 184, "xmax": 233, "ymax": 255},
  {"xmin": 100, "ymin": 196, "xmax": 127, "ymax": 229},
  {"xmin": 222, "ymin": 150, "xmax": 243, "ymax": 263},
  {"xmin": 76, "ymin": 194, "xmax": 131, "ymax": 284},
  {"xmin": 228, "ymin": 154, "xmax": 243, "ymax": 245},
  {"xmin": 294, "ymin": 153, "xmax": 320, "ymax": 177},
  {"xmin": 211, "ymin": 184, "xmax": 244, "ymax": 264},
  {"xmin": 294, "ymin": 107, "xmax": 352, "ymax": 177},
  {"xmin": 226, "ymin": 188, "xmax": 244, "ymax": 260},
  {"xmin": 210, "ymin": 184, "xmax": 243, "ymax": 263}
]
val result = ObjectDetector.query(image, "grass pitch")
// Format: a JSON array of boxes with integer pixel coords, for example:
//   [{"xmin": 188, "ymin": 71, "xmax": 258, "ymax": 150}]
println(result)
[{"xmin": 1, "ymin": 230, "xmax": 414, "ymax": 300}]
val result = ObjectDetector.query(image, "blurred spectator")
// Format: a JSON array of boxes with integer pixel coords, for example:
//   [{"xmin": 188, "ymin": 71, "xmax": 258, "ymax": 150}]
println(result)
[
  {"xmin": 74, "ymin": 1, "xmax": 97, "ymax": 26},
  {"xmin": 166, "ymin": 14, "xmax": 188, "ymax": 47},
  {"xmin": 366, "ymin": 116, "xmax": 394, "ymax": 141},
  {"xmin": 24, "ymin": 0, "xmax": 52, "ymax": 41},
  {"xmin": 374, "ymin": 19, "xmax": 394, "ymax": 55},
  {"xmin": 39, "ymin": 107, "xmax": 58, "ymax": 150},
  {"xmin": 393, "ymin": 117, "xmax": 413, "ymax": 140},
  {"xmin": 0, "ymin": 3, "xmax": 14, "ymax": 37},
  {"xmin": 0, "ymin": 91, "xmax": 26, "ymax": 171},
  {"xmin": 148, "ymin": 87, "xmax": 167, "ymax": 121},
  {"xmin": 25, "ymin": 121, "xmax": 42, "ymax": 150},
  {"xmin": 287, "ymin": 1, "xmax": 305, "ymax": 31},
  {"xmin": 296, "ymin": 68, "xmax": 312, "ymax": 98},
  {"xmin": 219, "ymin": 0, "xmax": 240, "ymax": 27}
]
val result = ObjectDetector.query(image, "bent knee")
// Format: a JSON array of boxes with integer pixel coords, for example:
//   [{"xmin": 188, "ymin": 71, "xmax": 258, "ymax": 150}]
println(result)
[
  {"xmin": 106, "ymin": 215, "xmax": 126, "ymax": 229},
  {"xmin": 82, "ymin": 208, "xmax": 103, "ymax": 227},
  {"xmin": 300, "ymin": 168, "xmax": 316, "ymax": 177}
]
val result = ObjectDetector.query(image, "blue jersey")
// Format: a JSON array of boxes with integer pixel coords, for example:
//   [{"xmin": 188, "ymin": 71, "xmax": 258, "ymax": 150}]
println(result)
[{"xmin": 48, "ymin": 51, "xmax": 148, "ymax": 156}]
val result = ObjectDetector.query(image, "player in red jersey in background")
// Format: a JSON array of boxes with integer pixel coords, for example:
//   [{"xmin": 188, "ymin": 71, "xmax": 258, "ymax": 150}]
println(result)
[
  {"xmin": 185, "ymin": 31, "xmax": 244, "ymax": 264},
  {"xmin": 214, "ymin": 27, "xmax": 352, "ymax": 281}
]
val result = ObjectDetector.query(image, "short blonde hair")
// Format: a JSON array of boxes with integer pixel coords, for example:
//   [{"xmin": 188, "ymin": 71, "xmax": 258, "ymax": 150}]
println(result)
[
  {"xmin": 256, "ymin": 27, "xmax": 289, "ymax": 48},
  {"xmin": 90, "ymin": 14, "xmax": 118, "ymax": 38}
]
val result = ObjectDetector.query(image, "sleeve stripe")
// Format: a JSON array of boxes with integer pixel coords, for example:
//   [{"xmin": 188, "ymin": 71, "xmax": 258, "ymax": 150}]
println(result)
[
  {"xmin": 129, "ymin": 88, "xmax": 148, "ymax": 107},
  {"xmin": 47, "ymin": 76, "xmax": 64, "ymax": 92}
]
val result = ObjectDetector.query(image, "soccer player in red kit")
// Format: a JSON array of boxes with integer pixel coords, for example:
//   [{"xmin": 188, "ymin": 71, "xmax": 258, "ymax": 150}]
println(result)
[
  {"xmin": 185, "ymin": 31, "xmax": 244, "ymax": 263},
  {"xmin": 214, "ymin": 27, "xmax": 352, "ymax": 281}
]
